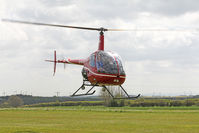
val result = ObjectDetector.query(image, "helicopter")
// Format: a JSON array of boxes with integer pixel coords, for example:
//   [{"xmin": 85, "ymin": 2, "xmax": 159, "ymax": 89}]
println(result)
[{"xmin": 2, "ymin": 19, "xmax": 141, "ymax": 99}]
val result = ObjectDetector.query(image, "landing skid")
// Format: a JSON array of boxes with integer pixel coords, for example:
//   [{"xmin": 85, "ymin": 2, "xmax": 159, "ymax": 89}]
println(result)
[
  {"xmin": 71, "ymin": 80, "xmax": 140, "ymax": 99},
  {"xmin": 102, "ymin": 85, "xmax": 140, "ymax": 99}
]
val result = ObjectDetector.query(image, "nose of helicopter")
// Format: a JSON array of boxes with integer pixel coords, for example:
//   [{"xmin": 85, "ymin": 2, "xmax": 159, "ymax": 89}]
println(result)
[
  {"xmin": 94, "ymin": 74, "xmax": 126, "ymax": 86},
  {"xmin": 112, "ymin": 75, "xmax": 126, "ymax": 85}
]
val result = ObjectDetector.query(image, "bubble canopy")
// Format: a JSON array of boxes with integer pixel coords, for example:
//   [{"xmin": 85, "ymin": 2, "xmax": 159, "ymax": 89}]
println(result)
[{"xmin": 90, "ymin": 51, "xmax": 125, "ymax": 75}]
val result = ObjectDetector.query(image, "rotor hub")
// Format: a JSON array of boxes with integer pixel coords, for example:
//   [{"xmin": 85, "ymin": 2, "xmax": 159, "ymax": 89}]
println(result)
[{"xmin": 99, "ymin": 27, "xmax": 107, "ymax": 32}]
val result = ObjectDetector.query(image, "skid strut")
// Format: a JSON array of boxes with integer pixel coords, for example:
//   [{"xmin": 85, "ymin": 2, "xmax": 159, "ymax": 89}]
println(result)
[{"xmin": 71, "ymin": 80, "xmax": 100, "ymax": 97}]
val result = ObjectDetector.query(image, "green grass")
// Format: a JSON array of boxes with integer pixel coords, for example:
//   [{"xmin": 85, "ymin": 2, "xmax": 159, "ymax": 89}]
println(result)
[{"xmin": 0, "ymin": 106, "xmax": 199, "ymax": 133}]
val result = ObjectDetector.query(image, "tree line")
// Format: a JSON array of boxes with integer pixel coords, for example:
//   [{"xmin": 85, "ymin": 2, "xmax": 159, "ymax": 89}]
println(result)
[
  {"xmin": 24, "ymin": 98, "xmax": 199, "ymax": 107},
  {"xmin": 1, "ymin": 94, "xmax": 199, "ymax": 108}
]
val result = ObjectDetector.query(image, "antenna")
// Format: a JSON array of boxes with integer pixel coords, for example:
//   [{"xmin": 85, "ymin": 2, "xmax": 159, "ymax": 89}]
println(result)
[{"xmin": 55, "ymin": 91, "xmax": 60, "ymax": 97}]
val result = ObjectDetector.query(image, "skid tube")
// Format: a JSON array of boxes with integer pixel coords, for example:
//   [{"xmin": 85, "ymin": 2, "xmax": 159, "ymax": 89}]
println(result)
[{"xmin": 102, "ymin": 85, "xmax": 140, "ymax": 99}]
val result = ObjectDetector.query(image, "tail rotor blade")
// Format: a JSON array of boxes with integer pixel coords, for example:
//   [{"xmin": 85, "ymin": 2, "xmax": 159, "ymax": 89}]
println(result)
[
  {"xmin": 53, "ymin": 50, "xmax": 57, "ymax": 76},
  {"xmin": 64, "ymin": 63, "xmax": 66, "ymax": 69}
]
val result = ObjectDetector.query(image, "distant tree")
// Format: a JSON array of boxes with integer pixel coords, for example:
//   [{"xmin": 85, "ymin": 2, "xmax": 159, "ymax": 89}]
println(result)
[
  {"xmin": 100, "ymin": 86, "xmax": 125, "ymax": 107},
  {"xmin": 7, "ymin": 95, "xmax": 24, "ymax": 107}
]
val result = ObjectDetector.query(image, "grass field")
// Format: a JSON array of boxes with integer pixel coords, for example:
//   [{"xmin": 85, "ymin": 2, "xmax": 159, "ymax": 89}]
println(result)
[{"xmin": 0, "ymin": 106, "xmax": 199, "ymax": 133}]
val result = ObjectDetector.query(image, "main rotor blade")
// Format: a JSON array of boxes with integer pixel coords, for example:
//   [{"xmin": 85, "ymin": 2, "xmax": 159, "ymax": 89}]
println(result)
[
  {"xmin": 2, "ymin": 19, "xmax": 103, "ymax": 31},
  {"xmin": 2, "ymin": 19, "xmax": 198, "ymax": 32},
  {"xmin": 107, "ymin": 28, "xmax": 198, "ymax": 32}
]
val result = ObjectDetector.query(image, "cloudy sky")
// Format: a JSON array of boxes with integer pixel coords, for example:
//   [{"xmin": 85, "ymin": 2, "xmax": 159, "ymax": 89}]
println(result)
[{"xmin": 0, "ymin": 0, "xmax": 199, "ymax": 96}]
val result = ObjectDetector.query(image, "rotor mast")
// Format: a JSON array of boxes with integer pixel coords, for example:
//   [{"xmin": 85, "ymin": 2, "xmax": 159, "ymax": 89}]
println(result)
[{"xmin": 98, "ymin": 31, "xmax": 104, "ymax": 51}]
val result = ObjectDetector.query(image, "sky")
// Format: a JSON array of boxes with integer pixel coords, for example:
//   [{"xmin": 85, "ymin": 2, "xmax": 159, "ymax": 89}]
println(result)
[{"xmin": 0, "ymin": 0, "xmax": 199, "ymax": 96}]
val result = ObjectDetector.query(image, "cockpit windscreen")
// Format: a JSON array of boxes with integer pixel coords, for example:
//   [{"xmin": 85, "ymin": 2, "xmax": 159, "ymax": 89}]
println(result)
[{"xmin": 95, "ymin": 51, "xmax": 125, "ymax": 75}]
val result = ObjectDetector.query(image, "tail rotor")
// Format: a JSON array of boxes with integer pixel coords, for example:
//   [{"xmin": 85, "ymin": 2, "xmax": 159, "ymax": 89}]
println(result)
[
  {"xmin": 45, "ymin": 50, "xmax": 57, "ymax": 76},
  {"xmin": 45, "ymin": 50, "xmax": 69, "ymax": 76},
  {"xmin": 53, "ymin": 50, "xmax": 57, "ymax": 76}
]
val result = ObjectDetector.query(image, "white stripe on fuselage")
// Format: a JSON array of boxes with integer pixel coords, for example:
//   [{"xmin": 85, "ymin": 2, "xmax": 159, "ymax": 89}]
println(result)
[{"xmin": 84, "ymin": 67, "xmax": 125, "ymax": 78}]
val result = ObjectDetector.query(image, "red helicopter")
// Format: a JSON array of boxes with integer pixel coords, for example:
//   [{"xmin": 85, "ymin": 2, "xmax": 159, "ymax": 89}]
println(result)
[{"xmin": 2, "ymin": 19, "xmax": 140, "ymax": 99}]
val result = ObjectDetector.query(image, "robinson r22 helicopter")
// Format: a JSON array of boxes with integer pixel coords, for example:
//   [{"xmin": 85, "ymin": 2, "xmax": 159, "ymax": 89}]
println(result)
[{"xmin": 2, "ymin": 19, "xmax": 141, "ymax": 99}]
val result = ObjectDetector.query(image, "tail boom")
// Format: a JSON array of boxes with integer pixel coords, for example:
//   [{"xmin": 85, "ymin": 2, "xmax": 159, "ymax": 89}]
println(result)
[{"xmin": 45, "ymin": 50, "xmax": 85, "ymax": 76}]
